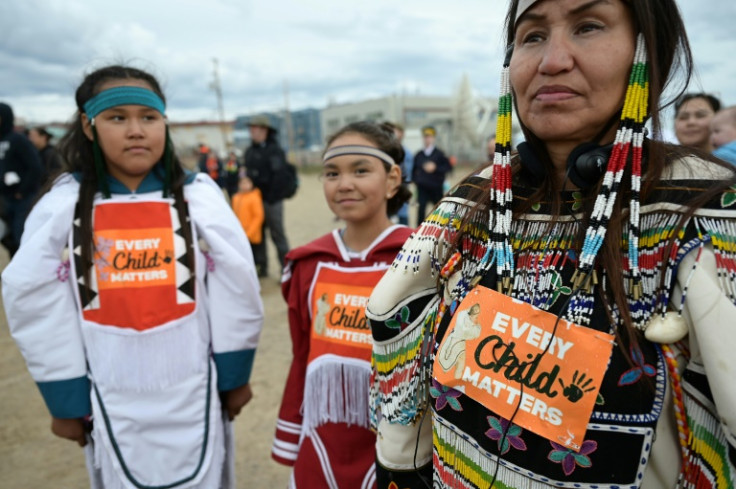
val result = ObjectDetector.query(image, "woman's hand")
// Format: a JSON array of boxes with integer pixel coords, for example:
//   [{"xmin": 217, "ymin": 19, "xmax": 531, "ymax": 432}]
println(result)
[
  {"xmin": 50, "ymin": 417, "xmax": 87, "ymax": 447},
  {"xmin": 224, "ymin": 383, "xmax": 253, "ymax": 421}
]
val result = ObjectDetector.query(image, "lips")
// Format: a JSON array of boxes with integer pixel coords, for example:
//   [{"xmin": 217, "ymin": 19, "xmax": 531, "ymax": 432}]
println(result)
[
  {"xmin": 534, "ymin": 85, "xmax": 578, "ymax": 102},
  {"xmin": 125, "ymin": 146, "xmax": 149, "ymax": 153}
]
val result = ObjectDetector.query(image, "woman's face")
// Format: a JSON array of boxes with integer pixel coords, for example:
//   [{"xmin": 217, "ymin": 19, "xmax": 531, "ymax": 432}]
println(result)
[
  {"xmin": 675, "ymin": 97, "xmax": 717, "ymax": 150},
  {"xmin": 510, "ymin": 0, "xmax": 636, "ymax": 151},
  {"xmin": 28, "ymin": 128, "xmax": 47, "ymax": 150}
]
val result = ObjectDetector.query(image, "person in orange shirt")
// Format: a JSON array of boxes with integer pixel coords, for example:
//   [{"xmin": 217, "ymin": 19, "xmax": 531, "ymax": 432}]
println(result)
[{"xmin": 231, "ymin": 176, "xmax": 264, "ymax": 248}]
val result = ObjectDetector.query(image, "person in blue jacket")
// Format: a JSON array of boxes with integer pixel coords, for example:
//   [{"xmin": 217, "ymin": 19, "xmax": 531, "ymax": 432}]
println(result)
[
  {"xmin": 712, "ymin": 106, "xmax": 736, "ymax": 165},
  {"xmin": 412, "ymin": 125, "xmax": 452, "ymax": 223}
]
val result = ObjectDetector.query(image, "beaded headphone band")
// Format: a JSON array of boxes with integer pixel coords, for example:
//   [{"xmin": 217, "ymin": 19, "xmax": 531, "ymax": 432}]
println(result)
[
  {"xmin": 486, "ymin": 22, "xmax": 649, "ymax": 323},
  {"xmin": 83, "ymin": 86, "xmax": 173, "ymax": 199}
]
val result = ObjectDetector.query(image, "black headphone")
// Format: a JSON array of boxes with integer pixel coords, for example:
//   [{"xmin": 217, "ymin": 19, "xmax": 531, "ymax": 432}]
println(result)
[{"xmin": 517, "ymin": 141, "xmax": 612, "ymax": 189}]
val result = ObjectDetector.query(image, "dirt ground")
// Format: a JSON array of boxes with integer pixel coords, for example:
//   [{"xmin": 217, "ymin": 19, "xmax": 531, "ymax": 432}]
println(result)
[{"xmin": 0, "ymin": 166, "xmax": 471, "ymax": 488}]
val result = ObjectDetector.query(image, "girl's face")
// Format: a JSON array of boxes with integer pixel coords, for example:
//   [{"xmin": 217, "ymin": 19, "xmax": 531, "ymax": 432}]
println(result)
[
  {"xmin": 510, "ymin": 0, "xmax": 636, "ymax": 151},
  {"xmin": 675, "ymin": 97, "xmax": 716, "ymax": 151},
  {"xmin": 82, "ymin": 79, "xmax": 166, "ymax": 191},
  {"xmin": 322, "ymin": 133, "xmax": 401, "ymax": 226},
  {"xmin": 238, "ymin": 177, "xmax": 253, "ymax": 193}
]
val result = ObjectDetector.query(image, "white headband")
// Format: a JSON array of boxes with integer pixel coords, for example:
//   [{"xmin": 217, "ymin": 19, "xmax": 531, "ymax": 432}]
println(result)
[
  {"xmin": 516, "ymin": 0, "xmax": 538, "ymax": 22},
  {"xmin": 322, "ymin": 145, "xmax": 396, "ymax": 166}
]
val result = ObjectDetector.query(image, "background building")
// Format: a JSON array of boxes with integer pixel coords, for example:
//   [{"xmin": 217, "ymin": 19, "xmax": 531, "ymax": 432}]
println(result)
[
  {"xmin": 232, "ymin": 76, "xmax": 508, "ymax": 166},
  {"xmin": 168, "ymin": 120, "xmax": 235, "ymax": 160},
  {"xmin": 321, "ymin": 95, "xmax": 455, "ymax": 153}
]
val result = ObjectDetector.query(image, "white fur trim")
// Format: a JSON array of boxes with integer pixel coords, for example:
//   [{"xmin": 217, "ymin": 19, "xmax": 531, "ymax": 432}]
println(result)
[
  {"xmin": 302, "ymin": 356, "xmax": 371, "ymax": 433},
  {"xmin": 83, "ymin": 314, "xmax": 206, "ymax": 392}
]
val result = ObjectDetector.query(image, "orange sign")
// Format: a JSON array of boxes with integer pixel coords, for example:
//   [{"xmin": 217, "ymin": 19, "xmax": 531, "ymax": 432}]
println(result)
[
  {"xmin": 307, "ymin": 264, "xmax": 387, "ymax": 364},
  {"xmin": 94, "ymin": 227, "xmax": 176, "ymax": 290},
  {"xmin": 433, "ymin": 286, "xmax": 614, "ymax": 451},
  {"xmin": 83, "ymin": 201, "xmax": 195, "ymax": 331}
]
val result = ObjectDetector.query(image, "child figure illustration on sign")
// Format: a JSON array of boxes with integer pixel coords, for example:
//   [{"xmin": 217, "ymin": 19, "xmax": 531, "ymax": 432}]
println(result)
[
  {"xmin": 437, "ymin": 303, "xmax": 482, "ymax": 379},
  {"xmin": 314, "ymin": 292, "xmax": 331, "ymax": 336}
]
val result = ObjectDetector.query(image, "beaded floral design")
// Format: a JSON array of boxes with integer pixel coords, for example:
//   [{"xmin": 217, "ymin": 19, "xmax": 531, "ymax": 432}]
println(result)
[
  {"xmin": 721, "ymin": 185, "xmax": 736, "ymax": 208},
  {"xmin": 93, "ymin": 236, "xmax": 114, "ymax": 281},
  {"xmin": 485, "ymin": 416, "xmax": 527, "ymax": 455},
  {"xmin": 430, "ymin": 379, "xmax": 463, "ymax": 412},
  {"xmin": 385, "ymin": 306, "xmax": 411, "ymax": 331},
  {"xmin": 618, "ymin": 343, "xmax": 656, "ymax": 386},
  {"xmin": 548, "ymin": 439, "xmax": 598, "ymax": 476},
  {"xmin": 56, "ymin": 260, "xmax": 70, "ymax": 282},
  {"xmin": 571, "ymin": 191, "xmax": 585, "ymax": 211}
]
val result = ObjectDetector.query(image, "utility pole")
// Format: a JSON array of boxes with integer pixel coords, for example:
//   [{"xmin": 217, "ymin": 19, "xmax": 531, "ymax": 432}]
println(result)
[
  {"xmin": 210, "ymin": 58, "xmax": 229, "ymax": 153},
  {"xmin": 283, "ymin": 79, "xmax": 294, "ymax": 157}
]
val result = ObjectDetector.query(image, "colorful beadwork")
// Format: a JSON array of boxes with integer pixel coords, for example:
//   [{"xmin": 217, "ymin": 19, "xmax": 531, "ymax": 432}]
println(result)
[
  {"xmin": 577, "ymin": 34, "xmax": 648, "ymax": 303},
  {"xmin": 487, "ymin": 53, "xmax": 515, "ymax": 295}
]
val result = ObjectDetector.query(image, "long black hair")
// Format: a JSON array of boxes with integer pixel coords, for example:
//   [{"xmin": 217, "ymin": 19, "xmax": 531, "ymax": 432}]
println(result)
[{"xmin": 56, "ymin": 65, "xmax": 195, "ymax": 299}]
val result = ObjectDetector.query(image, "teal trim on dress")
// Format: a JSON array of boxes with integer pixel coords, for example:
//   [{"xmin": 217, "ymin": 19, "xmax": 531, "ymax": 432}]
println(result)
[
  {"xmin": 71, "ymin": 165, "xmax": 195, "ymax": 194},
  {"xmin": 37, "ymin": 376, "xmax": 91, "ymax": 419},
  {"xmin": 213, "ymin": 349, "xmax": 256, "ymax": 391}
]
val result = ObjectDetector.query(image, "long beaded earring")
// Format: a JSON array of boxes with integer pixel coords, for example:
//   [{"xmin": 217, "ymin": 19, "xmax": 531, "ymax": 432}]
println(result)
[
  {"xmin": 567, "ymin": 33, "xmax": 649, "ymax": 324},
  {"xmin": 480, "ymin": 45, "xmax": 516, "ymax": 295}
]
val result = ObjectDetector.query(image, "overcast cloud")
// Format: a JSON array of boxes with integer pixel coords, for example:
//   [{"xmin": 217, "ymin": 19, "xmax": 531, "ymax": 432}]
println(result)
[{"xmin": 2, "ymin": 0, "xmax": 734, "ymax": 124}]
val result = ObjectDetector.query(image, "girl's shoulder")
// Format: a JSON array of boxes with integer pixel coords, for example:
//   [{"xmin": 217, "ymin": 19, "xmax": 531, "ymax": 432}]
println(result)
[
  {"xmin": 661, "ymin": 154, "xmax": 736, "ymax": 183},
  {"xmin": 286, "ymin": 231, "xmax": 341, "ymax": 264},
  {"xmin": 36, "ymin": 173, "xmax": 81, "ymax": 210},
  {"xmin": 51, "ymin": 172, "xmax": 81, "ymax": 191},
  {"xmin": 12, "ymin": 174, "xmax": 80, "ymax": 259},
  {"xmin": 649, "ymin": 154, "xmax": 736, "ymax": 211},
  {"xmin": 376, "ymin": 225, "xmax": 414, "ymax": 252},
  {"xmin": 184, "ymin": 171, "xmax": 220, "ymax": 192},
  {"xmin": 183, "ymin": 173, "xmax": 227, "ymax": 208}
]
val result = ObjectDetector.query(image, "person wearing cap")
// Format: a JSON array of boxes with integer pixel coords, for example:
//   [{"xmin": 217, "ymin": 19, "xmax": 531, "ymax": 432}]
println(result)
[
  {"xmin": 366, "ymin": 1, "xmax": 736, "ymax": 488},
  {"xmin": 384, "ymin": 121, "xmax": 414, "ymax": 226},
  {"xmin": 0, "ymin": 102, "xmax": 43, "ymax": 256},
  {"xmin": 412, "ymin": 125, "xmax": 452, "ymax": 224},
  {"xmin": 28, "ymin": 126, "xmax": 63, "ymax": 185},
  {"xmin": 244, "ymin": 115, "xmax": 290, "ymax": 278}
]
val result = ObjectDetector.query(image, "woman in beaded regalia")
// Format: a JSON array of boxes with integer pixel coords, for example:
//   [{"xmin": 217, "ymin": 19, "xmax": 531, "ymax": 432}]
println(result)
[{"xmin": 366, "ymin": 1, "xmax": 736, "ymax": 488}]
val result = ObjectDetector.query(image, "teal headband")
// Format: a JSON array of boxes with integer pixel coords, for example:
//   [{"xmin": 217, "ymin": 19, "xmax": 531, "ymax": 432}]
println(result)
[{"xmin": 83, "ymin": 86, "xmax": 166, "ymax": 120}]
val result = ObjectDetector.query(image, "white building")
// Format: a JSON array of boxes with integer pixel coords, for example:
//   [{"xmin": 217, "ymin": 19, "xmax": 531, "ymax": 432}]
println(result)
[
  {"xmin": 322, "ymin": 95, "xmax": 454, "ymax": 152},
  {"xmin": 168, "ymin": 121, "xmax": 236, "ymax": 158},
  {"xmin": 320, "ymin": 90, "xmax": 499, "ymax": 163}
]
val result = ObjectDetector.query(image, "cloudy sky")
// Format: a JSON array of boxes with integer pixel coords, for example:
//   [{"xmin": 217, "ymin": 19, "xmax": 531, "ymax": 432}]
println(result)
[{"xmin": 2, "ymin": 0, "xmax": 734, "ymax": 124}]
